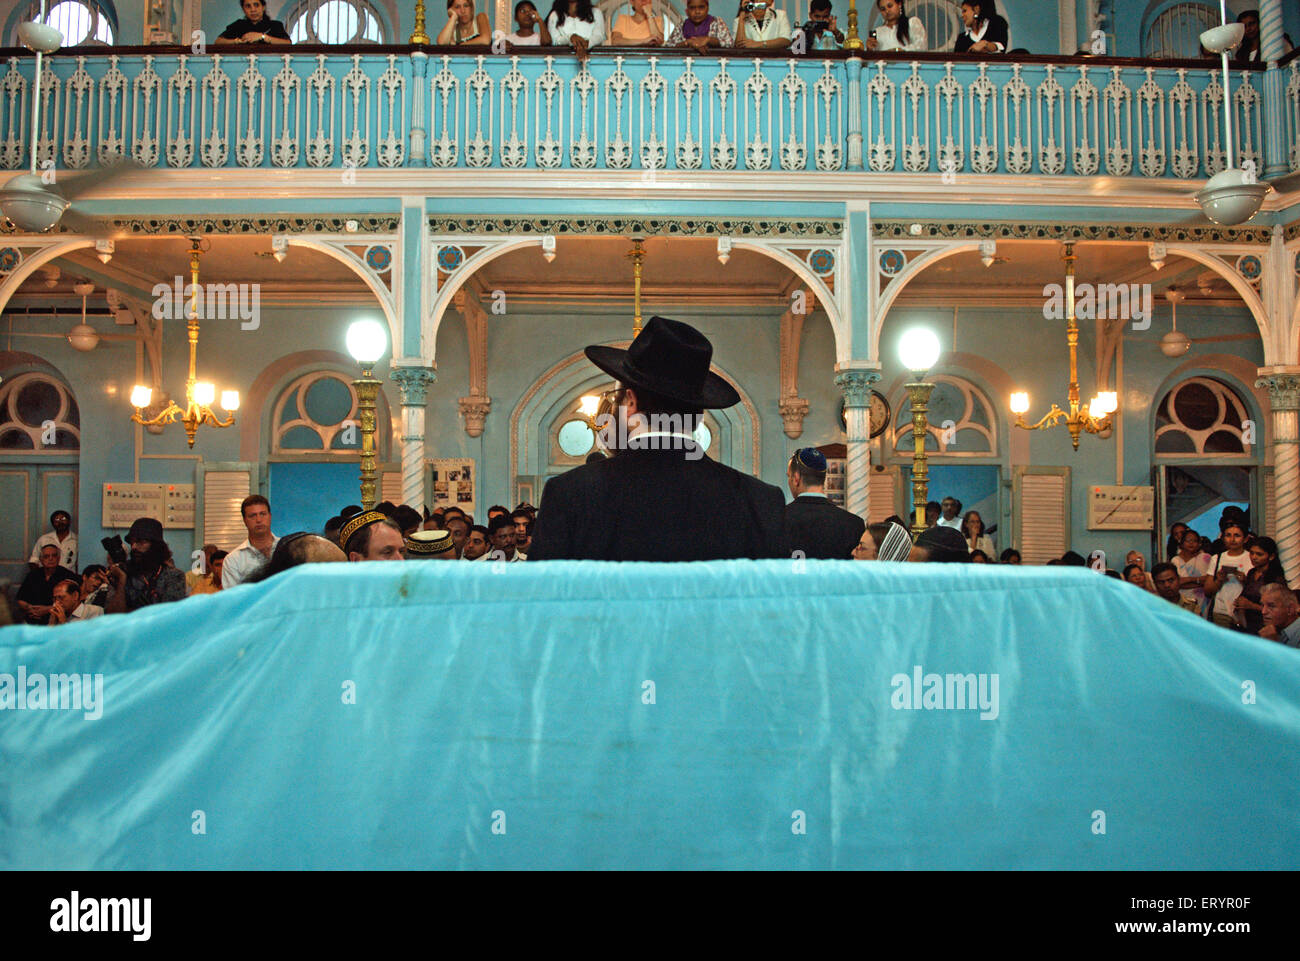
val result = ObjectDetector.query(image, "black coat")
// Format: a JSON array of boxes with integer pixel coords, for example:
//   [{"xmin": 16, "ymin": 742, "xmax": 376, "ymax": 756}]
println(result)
[
  {"xmin": 784, "ymin": 494, "xmax": 866, "ymax": 560},
  {"xmin": 529, "ymin": 448, "xmax": 788, "ymax": 561},
  {"xmin": 953, "ymin": 13, "xmax": 1009, "ymax": 53}
]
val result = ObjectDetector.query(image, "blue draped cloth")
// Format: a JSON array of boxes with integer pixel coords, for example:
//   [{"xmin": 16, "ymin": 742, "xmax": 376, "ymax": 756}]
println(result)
[{"xmin": 3, "ymin": 562, "xmax": 1298, "ymax": 869}]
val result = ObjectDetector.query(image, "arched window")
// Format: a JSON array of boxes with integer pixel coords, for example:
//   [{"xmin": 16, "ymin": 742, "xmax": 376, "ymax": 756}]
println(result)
[
  {"xmin": 17, "ymin": 0, "xmax": 115, "ymax": 46},
  {"xmin": 891, "ymin": 374, "xmax": 996, "ymax": 456},
  {"xmin": 1154, "ymin": 376, "xmax": 1253, "ymax": 456},
  {"xmin": 865, "ymin": 0, "xmax": 961, "ymax": 52},
  {"xmin": 272, "ymin": 369, "xmax": 390, "ymax": 454},
  {"xmin": 0, "ymin": 371, "xmax": 80, "ymax": 451},
  {"xmin": 285, "ymin": 0, "xmax": 385, "ymax": 43},
  {"xmin": 1144, "ymin": 2, "xmax": 1218, "ymax": 59}
]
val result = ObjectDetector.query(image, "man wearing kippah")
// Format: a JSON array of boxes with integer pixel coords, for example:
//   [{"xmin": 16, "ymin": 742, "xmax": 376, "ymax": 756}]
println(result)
[
  {"xmin": 783, "ymin": 448, "xmax": 865, "ymax": 560},
  {"xmin": 342, "ymin": 511, "xmax": 407, "ymax": 562}
]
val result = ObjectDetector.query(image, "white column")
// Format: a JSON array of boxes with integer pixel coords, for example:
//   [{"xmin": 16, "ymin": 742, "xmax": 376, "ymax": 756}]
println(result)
[
  {"xmin": 390, "ymin": 363, "xmax": 436, "ymax": 508},
  {"xmin": 834, "ymin": 369, "xmax": 881, "ymax": 520},
  {"xmin": 1257, "ymin": 372, "xmax": 1300, "ymax": 587}
]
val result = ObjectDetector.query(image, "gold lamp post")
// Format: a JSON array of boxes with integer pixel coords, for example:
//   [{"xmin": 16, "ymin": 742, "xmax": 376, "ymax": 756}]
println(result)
[
  {"xmin": 1009, "ymin": 242, "xmax": 1118, "ymax": 450},
  {"xmin": 843, "ymin": 0, "xmax": 863, "ymax": 49},
  {"xmin": 578, "ymin": 237, "xmax": 648, "ymax": 426},
  {"xmin": 130, "ymin": 236, "xmax": 240, "ymax": 448},
  {"xmin": 409, "ymin": 0, "xmax": 430, "ymax": 43},
  {"xmin": 898, "ymin": 328, "xmax": 941, "ymax": 537},
  {"xmin": 346, "ymin": 318, "xmax": 388, "ymax": 510}
]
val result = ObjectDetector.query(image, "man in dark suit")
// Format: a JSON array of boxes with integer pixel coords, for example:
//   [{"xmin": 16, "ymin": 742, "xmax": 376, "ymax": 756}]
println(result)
[
  {"xmin": 783, "ymin": 448, "xmax": 865, "ymax": 559},
  {"xmin": 529, "ymin": 316, "xmax": 787, "ymax": 561}
]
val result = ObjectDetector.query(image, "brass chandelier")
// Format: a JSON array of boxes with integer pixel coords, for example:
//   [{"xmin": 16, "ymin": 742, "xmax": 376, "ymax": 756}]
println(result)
[
  {"xmin": 130, "ymin": 237, "xmax": 240, "ymax": 447},
  {"xmin": 1009, "ymin": 242, "xmax": 1117, "ymax": 450}
]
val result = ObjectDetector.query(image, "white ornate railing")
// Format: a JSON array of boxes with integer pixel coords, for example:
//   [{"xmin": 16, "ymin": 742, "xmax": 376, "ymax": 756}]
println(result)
[{"xmin": 0, "ymin": 51, "xmax": 1293, "ymax": 177}]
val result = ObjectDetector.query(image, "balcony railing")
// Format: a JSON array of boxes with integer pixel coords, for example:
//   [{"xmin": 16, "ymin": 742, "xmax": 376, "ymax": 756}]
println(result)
[{"xmin": 0, "ymin": 46, "xmax": 1295, "ymax": 178}]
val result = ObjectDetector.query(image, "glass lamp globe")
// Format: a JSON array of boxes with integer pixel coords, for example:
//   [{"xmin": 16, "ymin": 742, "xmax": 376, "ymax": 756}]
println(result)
[
  {"xmin": 898, "ymin": 328, "xmax": 941, "ymax": 374},
  {"xmin": 346, "ymin": 319, "xmax": 388, "ymax": 364}
]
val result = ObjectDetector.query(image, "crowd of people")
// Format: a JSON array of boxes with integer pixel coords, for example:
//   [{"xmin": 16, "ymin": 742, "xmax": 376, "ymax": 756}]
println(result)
[
  {"xmin": 213, "ymin": 0, "xmax": 1020, "ymax": 56},
  {"xmin": 6, "ymin": 314, "xmax": 1299, "ymax": 652}
]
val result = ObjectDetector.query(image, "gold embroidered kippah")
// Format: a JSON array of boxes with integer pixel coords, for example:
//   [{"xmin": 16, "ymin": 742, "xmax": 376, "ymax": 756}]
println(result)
[
  {"xmin": 405, "ymin": 529, "xmax": 454, "ymax": 555},
  {"xmin": 341, "ymin": 511, "xmax": 387, "ymax": 550}
]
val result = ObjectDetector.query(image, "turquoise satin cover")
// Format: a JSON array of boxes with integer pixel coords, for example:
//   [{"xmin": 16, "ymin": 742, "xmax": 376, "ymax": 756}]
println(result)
[{"xmin": 3, "ymin": 561, "xmax": 1298, "ymax": 869}]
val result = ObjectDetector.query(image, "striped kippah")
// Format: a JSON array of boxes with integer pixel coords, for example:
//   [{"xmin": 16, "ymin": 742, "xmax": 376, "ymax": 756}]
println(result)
[
  {"xmin": 341, "ymin": 510, "xmax": 387, "ymax": 552},
  {"xmin": 406, "ymin": 529, "xmax": 455, "ymax": 556},
  {"xmin": 877, "ymin": 522, "xmax": 913, "ymax": 563}
]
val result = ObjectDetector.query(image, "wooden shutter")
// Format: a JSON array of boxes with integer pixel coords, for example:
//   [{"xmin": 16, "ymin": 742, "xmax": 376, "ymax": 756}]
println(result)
[
  {"xmin": 867, "ymin": 465, "xmax": 900, "ymax": 523},
  {"xmin": 196, "ymin": 462, "xmax": 258, "ymax": 550},
  {"xmin": 1264, "ymin": 467, "xmax": 1276, "ymax": 535},
  {"xmin": 381, "ymin": 471, "xmax": 404, "ymax": 506},
  {"xmin": 1014, "ymin": 466, "xmax": 1071, "ymax": 565}
]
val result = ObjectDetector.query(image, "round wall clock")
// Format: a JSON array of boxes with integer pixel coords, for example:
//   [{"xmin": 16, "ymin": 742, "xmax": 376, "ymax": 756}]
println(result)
[{"xmin": 839, "ymin": 391, "xmax": 892, "ymax": 438}]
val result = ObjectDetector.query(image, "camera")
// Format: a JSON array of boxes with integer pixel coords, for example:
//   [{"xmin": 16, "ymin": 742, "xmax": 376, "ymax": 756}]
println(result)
[
  {"xmin": 741, "ymin": 2, "xmax": 766, "ymax": 11},
  {"xmin": 101, "ymin": 534, "xmax": 127, "ymax": 565},
  {"xmin": 803, "ymin": 19, "xmax": 828, "ymax": 33}
]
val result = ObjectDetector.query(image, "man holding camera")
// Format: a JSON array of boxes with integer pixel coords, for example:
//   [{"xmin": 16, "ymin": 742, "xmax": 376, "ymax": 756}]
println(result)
[
  {"xmin": 104, "ymin": 517, "xmax": 187, "ymax": 615},
  {"xmin": 798, "ymin": 0, "xmax": 844, "ymax": 50},
  {"xmin": 733, "ymin": 0, "xmax": 790, "ymax": 49}
]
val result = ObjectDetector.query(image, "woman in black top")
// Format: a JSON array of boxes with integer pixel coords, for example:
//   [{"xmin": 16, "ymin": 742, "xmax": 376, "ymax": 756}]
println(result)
[
  {"xmin": 953, "ymin": 0, "xmax": 1007, "ymax": 54},
  {"xmin": 216, "ymin": 0, "xmax": 292, "ymax": 45},
  {"xmin": 1234, "ymin": 536, "xmax": 1287, "ymax": 633}
]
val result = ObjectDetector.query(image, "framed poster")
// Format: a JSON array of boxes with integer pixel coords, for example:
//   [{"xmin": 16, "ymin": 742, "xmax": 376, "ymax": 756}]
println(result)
[
  {"xmin": 428, "ymin": 458, "xmax": 476, "ymax": 520},
  {"xmin": 824, "ymin": 458, "xmax": 847, "ymax": 508}
]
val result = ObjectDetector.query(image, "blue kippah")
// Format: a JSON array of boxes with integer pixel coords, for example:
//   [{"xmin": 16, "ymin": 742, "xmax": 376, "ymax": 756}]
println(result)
[{"xmin": 794, "ymin": 448, "xmax": 827, "ymax": 473}]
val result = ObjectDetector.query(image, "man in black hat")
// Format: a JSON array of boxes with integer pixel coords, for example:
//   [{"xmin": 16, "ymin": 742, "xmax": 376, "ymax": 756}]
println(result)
[
  {"xmin": 784, "ymin": 447, "xmax": 865, "ymax": 559},
  {"xmin": 104, "ymin": 517, "xmax": 188, "ymax": 613},
  {"xmin": 529, "ymin": 316, "xmax": 786, "ymax": 561}
]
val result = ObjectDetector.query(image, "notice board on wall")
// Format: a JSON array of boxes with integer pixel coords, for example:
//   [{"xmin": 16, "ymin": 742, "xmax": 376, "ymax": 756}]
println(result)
[
  {"xmin": 103, "ymin": 483, "xmax": 196, "ymax": 529},
  {"xmin": 429, "ymin": 459, "xmax": 475, "ymax": 520},
  {"xmin": 1087, "ymin": 485, "xmax": 1155, "ymax": 530}
]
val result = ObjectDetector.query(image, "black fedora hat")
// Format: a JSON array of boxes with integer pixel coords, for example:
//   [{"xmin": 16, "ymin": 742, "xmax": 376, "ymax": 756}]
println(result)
[{"xmin": 585, "ymin": 316, "xmax": 740, "ymax": 409}]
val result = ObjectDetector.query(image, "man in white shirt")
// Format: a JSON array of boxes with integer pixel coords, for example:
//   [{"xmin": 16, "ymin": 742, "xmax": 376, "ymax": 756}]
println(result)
[
  {"xmin": 478, "ymin": 515, "xmax": 527, "ymax": 561},
  {"xmin": 47, "ymin": 578, "xmax": 104, "ymax": 624},
  {"xmin": 1201, "ymin": 521, "xmax": 1252, "ymax": 629},
  {"xmin": 733, "ymin": 0, "xmax": 790, "ymax": 49},
  {"xmin": 222, "ymin": 495, "xmax": 280, "ymax": 588},
  {"xmin": 29, "ymin": 510, "xmax": 77, "ymax": 570},
  {"xmin": 935, "ymin": 497, "xmax": 963, "ymax": 529}
]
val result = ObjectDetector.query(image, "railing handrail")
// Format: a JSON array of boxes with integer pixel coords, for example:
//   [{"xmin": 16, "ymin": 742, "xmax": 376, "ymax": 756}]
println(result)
[{"xmin": 0, "ymin": 43, "xmax": 1269, "ymax": 73}]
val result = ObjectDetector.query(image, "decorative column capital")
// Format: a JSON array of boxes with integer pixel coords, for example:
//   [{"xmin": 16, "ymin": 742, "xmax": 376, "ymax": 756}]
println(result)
[
  {"xmin": 1256, "ymin": 370, "xmax": 1300, "ymax": 411},
  {"xmin": 778, "ymin": 398, "xmax": 810, "ymax": 439},
  {"xmin": 459, "ymin": 395, "xmax": 491, "ymax": 437},
  {"xmin": 390, "ymin": 363, "xmax": 436, "ymax": 407},
  {"xmin": 834, "ymin": 368, "xmax": 882, "ymax": 406}
]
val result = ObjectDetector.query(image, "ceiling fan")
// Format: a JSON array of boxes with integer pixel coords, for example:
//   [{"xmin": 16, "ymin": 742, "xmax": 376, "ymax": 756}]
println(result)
[{"xmin": 0, "ymin": 4, "xmax": 138, "ymax": 234}]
